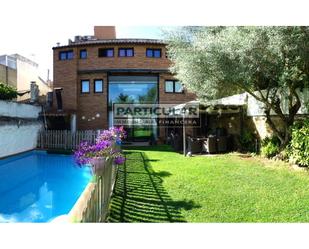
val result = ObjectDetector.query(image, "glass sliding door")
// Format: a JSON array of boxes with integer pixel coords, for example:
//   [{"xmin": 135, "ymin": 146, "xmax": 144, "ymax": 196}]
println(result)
[{"xmin": 108, "ymin": 76, "xmax": 158, "ymax": 141}]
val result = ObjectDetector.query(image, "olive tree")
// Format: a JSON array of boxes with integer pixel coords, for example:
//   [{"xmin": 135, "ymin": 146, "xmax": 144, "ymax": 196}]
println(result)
[{"xmin": 165, "ymin": 26, "xmax": 309, "ymax": 149}]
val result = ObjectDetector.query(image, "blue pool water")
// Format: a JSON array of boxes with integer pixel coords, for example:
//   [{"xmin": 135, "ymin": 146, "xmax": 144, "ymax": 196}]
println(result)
[{"xmin": 0, "ymin": 151, "xmax": 92, "ymax": 223}]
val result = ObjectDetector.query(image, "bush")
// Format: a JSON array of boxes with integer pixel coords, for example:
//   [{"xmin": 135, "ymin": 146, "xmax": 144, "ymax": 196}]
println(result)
[
  {"xmin": 261, "ymin": 136, "xmax": 280, "ymax": 158},
  {"xmin": 0, "ymin": 83, "xmax": 17, "ymax": 100},
  {"xmin": 289, "ymin": 120, "xmax": 309, "ymax": 167},
  {"xmin": 239, "ymin": 130, "xmax": 257, "ymax": 152}
]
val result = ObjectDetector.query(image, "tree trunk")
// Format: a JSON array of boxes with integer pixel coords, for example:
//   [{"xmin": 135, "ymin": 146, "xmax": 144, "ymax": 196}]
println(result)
[{"xmin": 247, "ymin": 87, "xmax": 301, "ymax": 151}]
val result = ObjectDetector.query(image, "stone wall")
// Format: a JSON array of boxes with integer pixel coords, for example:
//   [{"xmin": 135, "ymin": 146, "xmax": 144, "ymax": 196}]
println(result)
[
  {"xmin": 0, "ymin": 100, "xmax": 42, "ymax": 158},
  {"xmin": 247, "ymin": 115, "xmax": 309, "ymax": 140},
  {"xmin": 0, "ymin": 100, "xmax": 41, "ymax": 118}
]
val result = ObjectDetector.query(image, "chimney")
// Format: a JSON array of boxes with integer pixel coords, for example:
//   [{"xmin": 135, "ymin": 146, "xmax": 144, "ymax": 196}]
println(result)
[
  {"xmin": 94, "ymin": 26, "xmax": 116, "ymax": 39},
  {"xmin": 30, "ymin": 81, "xmax": 39, "ymax": 103}
]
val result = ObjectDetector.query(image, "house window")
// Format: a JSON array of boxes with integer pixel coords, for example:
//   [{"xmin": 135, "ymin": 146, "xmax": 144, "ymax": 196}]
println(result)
[
  {"xmin": 59, "ymin": 50, "xmax": 74, "ymax": 60},
  {"xmin": 98, "ymin": 48, "xmax": 114, "ymax": 57},
  {"xmin": 80, "ymin": 49, "xmax": 87, "ymax": 59},
  {"xmin": 118, "ymin": 48, "xmax": 134, "ymax": 57},
  {"xmin": 146, "ymin": 48, "xmax": 161, "ymax": 58},
  {"xmin": 94, "ymin": 79, "xmax": 103, "ymax": 93},
  {"xmin": 165, "ymin": 80, "xmax": 184, "ymax": 93},
  {"xmin": 174, "ymin": 81, "xmax": 183, "ymax": 93},
  {"xmin": 81, "ymin": 80, "xmax": 90, "ymax": 93},
  {"xmin": 165, "ymin": 80, "xmax": 174, "ymax": 93}
]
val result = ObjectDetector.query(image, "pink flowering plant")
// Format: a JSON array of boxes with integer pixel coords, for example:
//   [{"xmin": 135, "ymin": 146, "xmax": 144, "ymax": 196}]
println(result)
[
  {"xmin": 74, "ymin": 126, "xmax": 126, "ymax": 167},
  {"xmin": 96, "ymin": 126, "xmax": 126, "ymax": 145}
]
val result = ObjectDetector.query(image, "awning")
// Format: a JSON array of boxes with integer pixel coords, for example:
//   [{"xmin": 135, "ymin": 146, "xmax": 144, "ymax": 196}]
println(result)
[
  {"xmin": 168, "ymin": 100, "xmax": 245, "ymax": 156},
  {"xmin": 170, "ymin": 100, "xmax": 243, "ymax": 116}
]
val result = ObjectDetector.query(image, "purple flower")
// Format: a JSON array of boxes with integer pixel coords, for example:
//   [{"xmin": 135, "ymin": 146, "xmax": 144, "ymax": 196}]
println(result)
[
  {"xmin": 74, "ymin": 127, "xmax": 126, "ymax": 169},
  {"xmin": 97, "ymin": 129, "xmax": 114, "ymax": 142},
  {"xmin": 114, "ymin": 156, "xmax": 126, "ymax": 165},
  {"xmin": 96, "ymin": 126, "xmax": 127, "ymax": 143},
  {"xmin": 94, "ymin": 140, "xmax": 111, "ymax": 151}
]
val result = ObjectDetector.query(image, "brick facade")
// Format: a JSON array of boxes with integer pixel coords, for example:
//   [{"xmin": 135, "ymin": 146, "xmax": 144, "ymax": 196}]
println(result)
[
  {"xmin": 94, "ymin": 26, "xmax": 116, "ymax": 40},
  {"xmin": 53, "ymin": 31, "xmax": 196, "ymax": 140}
]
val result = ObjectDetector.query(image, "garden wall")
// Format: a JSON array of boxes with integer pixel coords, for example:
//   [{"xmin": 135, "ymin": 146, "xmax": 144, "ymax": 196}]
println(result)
[
  {"xmin": 0, "ymin": 100, "xmax": 42, "ymax": 158},
  {"xmin": 247, "ymin": 115, "xmax": 309, "ymax": 140}
]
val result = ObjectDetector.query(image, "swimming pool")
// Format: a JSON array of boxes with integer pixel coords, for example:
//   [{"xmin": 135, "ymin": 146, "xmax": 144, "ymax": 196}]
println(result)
[{"xmin": 0, "ymin": 150, "xmax": 92, "ymax": 223}]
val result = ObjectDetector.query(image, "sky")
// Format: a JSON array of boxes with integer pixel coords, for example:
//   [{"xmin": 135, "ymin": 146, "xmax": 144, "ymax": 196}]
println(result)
[
  {"xmin": 0, "ymin": 25, "xmax": 169, "ymax": 81},
  {"xmin": 0, "ymin": 0, "xmax": 307, "ymax": 81},
  {"xmin": 1, "ymin": 1, "xmax": 181, "ymax": 81}
]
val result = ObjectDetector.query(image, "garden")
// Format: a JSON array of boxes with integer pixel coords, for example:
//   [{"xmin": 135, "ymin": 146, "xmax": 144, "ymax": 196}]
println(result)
[
  {"xmin": 108, "ymin": 145, "xmax": 309, "ymax": 222},
  {"xmin": 260, "ymin": 119, "xmax": 309, "ymax": 167},
  {"xmin": 72, "ymin": 120, "xmax": 309, "ymax": 222}
]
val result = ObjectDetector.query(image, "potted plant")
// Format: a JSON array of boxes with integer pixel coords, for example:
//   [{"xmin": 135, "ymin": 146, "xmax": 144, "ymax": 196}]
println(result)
[{"xmin": 74, "ymin": 127, "xmax": 126, "ymax": 175}]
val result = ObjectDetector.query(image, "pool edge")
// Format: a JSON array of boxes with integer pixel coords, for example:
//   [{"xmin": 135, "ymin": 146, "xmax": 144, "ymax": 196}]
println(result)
[{"xmin": 0, "ymin": 149, "xmax": 37, "ymax": 160}]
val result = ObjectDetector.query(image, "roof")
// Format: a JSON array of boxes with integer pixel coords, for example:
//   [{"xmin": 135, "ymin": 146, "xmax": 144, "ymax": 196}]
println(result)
[
  {"xmin": 0, "ymin": 54, "xmax": 39, "ymax": 69},
  {"xmin": 53, "ymin": 38, "xmax": 167, "ymax": 49}
]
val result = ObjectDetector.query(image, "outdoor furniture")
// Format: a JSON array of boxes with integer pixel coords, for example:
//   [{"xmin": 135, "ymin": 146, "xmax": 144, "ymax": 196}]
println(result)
[
  {"xmin": 173, "ymin": 133, "xmax": 183, "ymax": 152},
  {"xmin": 217, "ymin": 136, "xmax": 228, "ymax": 153},
  {"xmin": 169, "ymin": 132, "xmax": 183, "ymax": 152},
  {"xmin": 195, "ymin": 137, "xmax": 208, "ymax": 153},
  {"xmin": 226, "ymin": 134, "xmax": 234, "ymax": 151},
  {"xmin": 187, "ymin": 137, "xmax": 202, "ymax": 154},
  {"xmin": 170, "ymin": 133, "xmax": 176, "ymax": 149},
  {"xmin": 203, "ymin": 136, "xmax": 217, "ymax": 154},
  {"xmin": 216, "ymin": 127, "xmax": 227, "ymax": 137}
]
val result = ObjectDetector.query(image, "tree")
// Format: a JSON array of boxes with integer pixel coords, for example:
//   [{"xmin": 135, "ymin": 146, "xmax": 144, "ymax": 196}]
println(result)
[
  {"xmin": 166, "ymin": 26, "xmax": 309, "ymax": 149},
  {"xmin": 115, "ymin": 93, "xmax": 134, "ymax": 104},
  {"xmin": 138, "ymin": 86, "xmax": 157, "ymax": 103},
  {"xmin": 0, "ymin": 82, "xmax": 17, "ymax": 100}
]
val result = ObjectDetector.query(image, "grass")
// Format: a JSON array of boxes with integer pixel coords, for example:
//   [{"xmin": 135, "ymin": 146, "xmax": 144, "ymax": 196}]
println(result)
[
  {"xmin": 108, "ymin": 145, "xmax": 309, "ymax": 222},
  {"xmin": 133, "ymin": 129, "xmax": 152, "ymax": 138}
]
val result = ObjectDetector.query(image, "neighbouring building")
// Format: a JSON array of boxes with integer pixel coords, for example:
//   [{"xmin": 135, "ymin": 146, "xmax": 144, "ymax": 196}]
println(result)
[
  {"xmin": 0, "ymin": 54, "xmax": 52, "ymax": 101},
  {"xmin": 0, "ymin": 63, "xmax": 17, "ymax": 88},
  {"xmin": 51, "ymin": 26, "xmax": 196, "ymax": 142}
]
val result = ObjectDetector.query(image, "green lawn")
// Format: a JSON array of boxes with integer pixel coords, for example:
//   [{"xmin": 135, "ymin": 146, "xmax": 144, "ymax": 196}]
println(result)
[{"xmin": 108, "ymin": 145, "xmax": 309, "ymax": 222}]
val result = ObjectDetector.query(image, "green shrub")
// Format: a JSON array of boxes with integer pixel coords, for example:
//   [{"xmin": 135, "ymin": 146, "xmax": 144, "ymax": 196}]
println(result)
[
  {"xmin": 239, "ymin": 130, "xmax": 257, "ymax": 152},
  {"xmin": 0, "ymin": 83, "xmax": 17, "ymax": 100},
  {"xmin": 289, "ymin": 120, "xmax": 309, "ymax": 167},
  {"xmin": 261, "ymin": 136, "xmax": 280, "ymax": 158}
]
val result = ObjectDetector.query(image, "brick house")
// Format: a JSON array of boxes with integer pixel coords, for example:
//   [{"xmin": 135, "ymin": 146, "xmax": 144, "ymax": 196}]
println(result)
[{"xmin": 52, "ymin": 26, "xmax": 196, "ymax": 141}]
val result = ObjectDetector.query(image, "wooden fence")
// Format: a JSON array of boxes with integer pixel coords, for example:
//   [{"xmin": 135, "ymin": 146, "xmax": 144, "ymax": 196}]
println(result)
[
  {"xmin": 37, "ymin": 130, "xmax": 99, "ymax": 150},
  {"xmin": 38, "ymin": 130, "xmax": 118, "ymax": 222},
  {"xmin": 68, "ymin": 157, "xmax": 117, "ymax": 222}
]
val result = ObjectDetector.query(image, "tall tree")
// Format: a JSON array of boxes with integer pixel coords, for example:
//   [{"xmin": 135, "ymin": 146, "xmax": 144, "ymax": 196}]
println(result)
[
  {"xmin": 138, "ymin": 86, "xmax": 157, "ymax": 103},
  {"xmin": 115, "ymin": 93, "xmax": 134, "ymax": 104},
  {"xmin": 166, "ymin": 26, "xmax": 309, "ymax": 149}
]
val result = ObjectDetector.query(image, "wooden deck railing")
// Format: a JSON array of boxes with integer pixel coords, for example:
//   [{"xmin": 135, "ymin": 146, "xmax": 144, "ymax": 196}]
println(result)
[
  {"xmin": 37, "ymin": 130, "xmax": 99, "ymax": 150},
  {"xmin": 68, "ymin": 157, "xmax": 117, "ymax": 222}
]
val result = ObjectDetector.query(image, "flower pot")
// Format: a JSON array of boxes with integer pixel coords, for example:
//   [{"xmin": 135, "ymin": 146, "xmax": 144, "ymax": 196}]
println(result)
[{"xmin": 90, "ymin": 157, "xmax": 107, "ymax": 176}]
